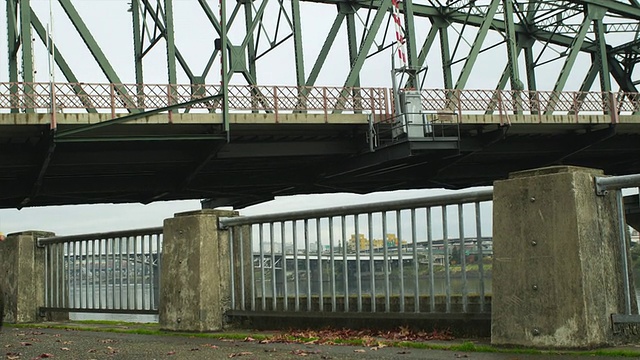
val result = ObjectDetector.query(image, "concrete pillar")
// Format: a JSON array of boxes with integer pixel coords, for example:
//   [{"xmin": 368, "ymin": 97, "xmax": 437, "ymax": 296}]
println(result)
[
  {"xmin": 491, "ymin": 166, "xmax": 634, "ymax": 348},
  {"xmin": 0, "ymin": 231, "xmax": 54, "ymax": 323},
  {"xmin": 159, "ymin": 209, "xmax": 238, "ymax": 332}
]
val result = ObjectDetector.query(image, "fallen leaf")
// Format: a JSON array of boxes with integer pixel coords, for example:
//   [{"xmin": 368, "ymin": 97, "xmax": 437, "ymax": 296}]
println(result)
[
  {"xmin": 228, "ymin": 351, "xmax": 253, "ymax": 358},
  {"xmin": 19, "ymin": 342, "xmax": 32, "ymax": 346},
  {"xmin": 167, "ymin": 350, "xmax": 176, "ymax": 355},
  {"xmin": 354, "ymin": 349, "xmax": 366, "ymax": 353},
  {"xmin": 60, "ymin": 347, "xmax": 70, "ymax": 351}
]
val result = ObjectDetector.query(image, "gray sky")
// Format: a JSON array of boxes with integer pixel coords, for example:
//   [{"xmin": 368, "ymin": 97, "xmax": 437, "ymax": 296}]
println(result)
[{"xmin": 0, "ymin": 0, "xmax": 614, "ymax": 237}]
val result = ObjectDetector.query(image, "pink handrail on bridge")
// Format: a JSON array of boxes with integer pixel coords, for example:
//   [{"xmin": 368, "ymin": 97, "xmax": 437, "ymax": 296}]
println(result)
[{"xmin": 0, "ymin": 82, "xmax": 637, "ymax": 123}]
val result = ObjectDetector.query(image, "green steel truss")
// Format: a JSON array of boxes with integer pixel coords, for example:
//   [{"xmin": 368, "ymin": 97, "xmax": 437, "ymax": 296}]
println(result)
[{"xmin": 7, "ymin": 0, "xmax": 640, "ymax": 99}]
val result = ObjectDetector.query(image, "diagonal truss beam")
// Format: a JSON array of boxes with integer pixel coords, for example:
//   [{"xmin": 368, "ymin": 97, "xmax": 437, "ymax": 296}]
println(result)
[{"xmin": 454, "ymin": 0, "xmax": 501, "ymax": 90}]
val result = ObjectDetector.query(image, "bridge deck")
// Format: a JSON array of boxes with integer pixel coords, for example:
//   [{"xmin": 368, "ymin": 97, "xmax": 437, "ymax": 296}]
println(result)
[{"xmin": 1, "ymin": 84, "xmax": 640, "ymax": 208}]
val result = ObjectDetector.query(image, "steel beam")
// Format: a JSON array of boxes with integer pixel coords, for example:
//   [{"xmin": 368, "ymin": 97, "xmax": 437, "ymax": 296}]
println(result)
[
  {"xmin": 164, "ymin": 0, "xmax": 177, "ymax": 86},
  {"xmin": 291, "ymin": 0, "xmax": 306, "ymax": 87},
  {"xmin": 454, "ymin": 0, "xmax": 501, "ymax": 90},
  {"xmin": 305, "ymin": 13, "xmax": 345, "ymax": 87},
  {"xmin": 57, "ymin": 0, "xmax": 125, "ymax": 86}
]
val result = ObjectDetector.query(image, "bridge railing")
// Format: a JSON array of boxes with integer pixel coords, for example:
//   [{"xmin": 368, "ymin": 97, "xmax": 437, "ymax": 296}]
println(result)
[
  {"xmin": 3, "ymin": 82, "xmax": 639, "ymax": 122},
  {"xmin": 0, "ymin": 82, "xmax": 390, "ymax": 121},
  {"xmin": 37, "ymin": 227, "xmax": 163, "ymax": 315},
  {"xmin": 219, "ymin": 189, "xmax": 494, "ymax": 316},
  {"xmin": 419, "ymin": 89, "xmax": 636, "ymax": 122}
]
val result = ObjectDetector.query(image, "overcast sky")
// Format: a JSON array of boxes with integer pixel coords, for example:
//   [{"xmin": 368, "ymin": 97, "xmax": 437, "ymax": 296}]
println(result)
[{"xmin": 0, "ymin": 0, "xmax": 630, "ymax": 237}]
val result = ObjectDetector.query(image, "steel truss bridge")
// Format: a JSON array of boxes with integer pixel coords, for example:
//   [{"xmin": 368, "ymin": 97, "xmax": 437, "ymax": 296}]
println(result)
[{"xmin": 2, "ymin": 0, "xmax": 640, "ymax": 208}]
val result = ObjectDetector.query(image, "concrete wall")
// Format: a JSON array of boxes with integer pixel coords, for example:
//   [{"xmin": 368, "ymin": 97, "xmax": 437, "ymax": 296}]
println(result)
[
  {"xmin": 159, "ymin": 209, "xmax": 237, "ymax": 332},
  {"xmin": 491, "ymin": 166, "xmax": 634, "ymax": 348},
  {"xmin": 0, "ymin": 231, "xmax": 53, "ymax": 323}
]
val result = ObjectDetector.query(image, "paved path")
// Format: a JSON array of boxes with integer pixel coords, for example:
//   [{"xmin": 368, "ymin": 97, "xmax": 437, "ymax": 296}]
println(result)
[{"xmin": 1, "ymin": 326, "xmax": 638, "ymax": 360}]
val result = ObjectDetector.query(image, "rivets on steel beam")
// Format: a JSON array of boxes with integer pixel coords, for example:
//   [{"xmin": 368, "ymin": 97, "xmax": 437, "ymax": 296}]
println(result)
[{"xmin": 532, "ymin": 328, "xmax": 540, "ymax": 336}]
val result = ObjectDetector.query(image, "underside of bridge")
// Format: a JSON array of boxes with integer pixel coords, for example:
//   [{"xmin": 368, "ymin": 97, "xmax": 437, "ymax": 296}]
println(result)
[
  {"xmin": 1, "ymin": 118, "xmax": 639, "ymax": 209},
  {"xmin": 4, "ymin": 0, "xmax": 640, "ymax": 208}
]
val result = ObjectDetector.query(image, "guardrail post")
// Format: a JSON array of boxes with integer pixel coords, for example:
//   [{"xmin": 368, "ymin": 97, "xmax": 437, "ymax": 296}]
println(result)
[
  {"xmin": 0, "ymin": 231, "xmax": 56, "ymax": 324},
  {"xmin": 159, "ymin": 209, "xmax": 238, "ymax": 332},
  {"xmin": 492, "ymin": 166, "xmax": 635, "ymax": 348},
  {"xmin": 609, "ymin": 92, "xmax": 619, "ymax": 124}
]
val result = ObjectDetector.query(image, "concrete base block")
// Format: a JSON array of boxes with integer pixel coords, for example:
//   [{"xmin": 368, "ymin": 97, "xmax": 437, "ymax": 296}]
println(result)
[
  {"xmin": 491, "ymin": 166, "xmax": 634, "ymax": 348},
  {"xmin": 0, "ymin": 231, "xmax": 54, "ymax": 324},
  {"xmin": 159, "ymin": 209, "xmax": 237, "ymax": 332}
]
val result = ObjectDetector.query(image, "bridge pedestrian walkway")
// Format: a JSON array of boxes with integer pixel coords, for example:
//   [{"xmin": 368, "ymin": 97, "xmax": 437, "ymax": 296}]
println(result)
[{"xmin": 0, "ymin": 323, "xmax": 636, "ymax": 360}]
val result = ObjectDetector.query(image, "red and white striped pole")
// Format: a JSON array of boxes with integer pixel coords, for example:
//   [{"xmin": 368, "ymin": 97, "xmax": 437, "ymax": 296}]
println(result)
[{"xmin": 390, "ymin": 0, "xmax": 407, "ymax": 67}]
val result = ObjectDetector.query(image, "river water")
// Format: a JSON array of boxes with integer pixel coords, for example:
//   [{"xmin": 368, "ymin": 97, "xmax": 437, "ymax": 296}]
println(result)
[{"xmin": 70, "ymin": 277, "xmax": 640, "ymax": 323}]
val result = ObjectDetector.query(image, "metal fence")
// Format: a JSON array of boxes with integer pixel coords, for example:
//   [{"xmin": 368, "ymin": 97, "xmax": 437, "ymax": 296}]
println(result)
[
  {"xmin": 2, "ymin": 82, "xmax": 638, "ymax": 122},
  {"xmin": 38, "ymin": 227, "xmax": 163, "ymax": 315},
  {"xmin": 220, "ymin": 189, "xmax": 495, "ymax": 316}
]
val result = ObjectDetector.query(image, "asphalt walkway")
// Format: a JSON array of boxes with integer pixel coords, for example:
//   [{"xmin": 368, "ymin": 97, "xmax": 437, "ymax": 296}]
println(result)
[{"xmin": 1, "ymin": 324, "xmax": 640, "ymax": 359}]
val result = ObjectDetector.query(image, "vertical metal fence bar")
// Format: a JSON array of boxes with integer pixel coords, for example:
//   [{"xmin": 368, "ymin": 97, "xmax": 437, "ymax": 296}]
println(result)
[
  {"xmin": 119, "ymin": 237, "xmax": 124, "ymax": 310},
  {"xmin": 397, "ymin": 210, "xmax": 405, "ymax": 313},
  {"xmin": 91, "ymin": 240, "xmax": 96, "ymax": 310},
  {"xmin": 155, "ymin": 234, "xmax": 162, "ymax": 311},
  {"xmin": 280, "ymin": 223, "xmax": 288, "ymax": 311},
  {"xmin": 458, "ymin": 204, "xmax": 468, "ymax": 313},
  {"xmin": 382, "ymin": 212, "xmax": 390, "ymax": 312},
  {"xmin": 111, "ymin": 238, "xmax": 116, "ymax": 309},
  {"xmin": 427, "ymin": 207, "xmax": 435, "ymax": 312},
  {"xmin": 259, "ymin": 224, "xmax": 266, "ymax": 311},
  {"xmin": 55, "ymin": 243, "xmax": 61, "ymax": 308},
  {"xmin": 82, "ymin": 240, "xmax": 87, "ymax": 309},
  {"xmin": 229, "ymin": 227, "xmax": 236, "ymax": 310},
  {"xmin": 368, "ymin": 213, "xmax": 376, "ymax": 313},
  {"xmin": 70, "ymin": 242, "xmax": 75, "ymax": 309},
  {"xmin": 98, "ymin": 240, "xmax": 103, "ymax": 309},
  {"xmin": 316, "ymin": 218, "xmax": 324, "ymax": 312},
  {"xmin": 329, "ymin": 217, "xmax": 336, "ymax": 312},
  {"xmin": 354, "ymin": 214, "xmax": 362, "ymax": 312},
  {"xmin": 411, "ymin": 209, "xmax": 419, "ymax": 313},
  {"xmin": 443, "ymin": 206, "xmax": 451, "ymax": 313},
  {"xmin": 617, "ymin": 190, "xmax": 632, "ymax": 315},
  {"xmin": 475, "ymin": 202, "xmax": 486, "ymax": 313},
  {"xmin": 270, "ymin": 222, "xmax": 277, "ymax": 311},
  {"xmin": 239, "ymin": 227, "xmax": 247, "ymax": 311},
  {"xmin": 44, "ymin": 244, "xmax": 50, "ymax": 308},
  {"xmin": 304, "ymin": 219, "xmax": 312, "ymax": 311},
  {"xmin": 341, "ymin": 215, "xmax": 349, "ymax": 312},
  {"xmin": 293, "ymin": 221, "xmax": 300, "ymax": 311},
  {"xmin": 133, "ymin": 236, "xmax": 138, "ymax": 310},
  {"xmin": 141, "ymin": 237, "xmax": 146, "ymax": 310}
]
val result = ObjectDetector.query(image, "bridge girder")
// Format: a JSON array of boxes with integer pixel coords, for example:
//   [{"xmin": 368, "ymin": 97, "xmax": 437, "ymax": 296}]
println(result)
[{"xmin": 5, "ymin": 0, "xmax": 640, "ymax": 94}]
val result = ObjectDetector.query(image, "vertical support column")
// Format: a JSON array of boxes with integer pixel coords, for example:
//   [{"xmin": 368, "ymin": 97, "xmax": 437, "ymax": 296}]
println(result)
[
  {"xmin": 159, "ymin": 209, "xmax": 238, "ymax": 332},
  {"xmin": 0, "ymin": 231, "xmax": 54, "ymax": 324},
  {"xmin": 492, "ymin": 166, "xmax": 634, "ymax": 348}
]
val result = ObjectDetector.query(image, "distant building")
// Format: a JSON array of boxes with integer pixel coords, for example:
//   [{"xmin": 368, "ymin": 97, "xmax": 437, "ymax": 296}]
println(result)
[{"xmin": 347, "ymin": 233, "xmax": 404, "ymax": 252}]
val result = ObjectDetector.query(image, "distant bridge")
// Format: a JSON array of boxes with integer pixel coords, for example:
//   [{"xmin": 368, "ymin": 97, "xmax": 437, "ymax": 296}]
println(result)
[{"xmin": 1, "ymin": 82, "xmax": 639, "ymax": 209}]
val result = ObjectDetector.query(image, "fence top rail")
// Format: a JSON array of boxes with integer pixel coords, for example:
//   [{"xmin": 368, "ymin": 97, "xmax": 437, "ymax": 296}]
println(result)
[
  {"xmin": 219, "ymin": 188, "xmax": 494, "ymax": 228},
  {"xmin": 38, "ymin": 226, "xmax": 163, "ymax": 246},
  {"xmin": 595, "ymin": 174, "xmax": 640, "ymax": 193},
  {"xmin": 1, "ymin": 82, "xmax": 638, "ymax": 115}
]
